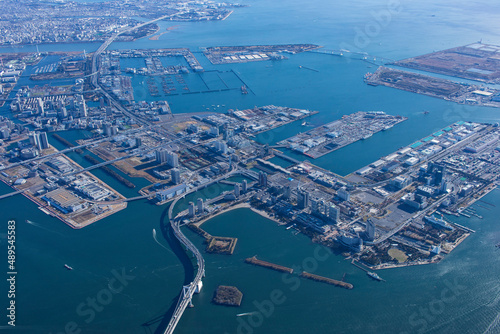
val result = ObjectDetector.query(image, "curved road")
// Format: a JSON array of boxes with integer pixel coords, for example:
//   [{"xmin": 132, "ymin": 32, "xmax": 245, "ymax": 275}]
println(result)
[{"xmin": 162, "ymin": 168, "xmax": 255, "ymax": 333}]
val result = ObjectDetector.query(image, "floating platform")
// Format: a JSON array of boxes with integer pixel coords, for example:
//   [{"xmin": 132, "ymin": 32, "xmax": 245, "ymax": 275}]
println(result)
[
  {"xmin": 244, "ymin": 256, "xmax": 293, "ymax": 274},
  {"xmin": 300, "ymin": 271, "xmax": 353, "ymax": 289}
]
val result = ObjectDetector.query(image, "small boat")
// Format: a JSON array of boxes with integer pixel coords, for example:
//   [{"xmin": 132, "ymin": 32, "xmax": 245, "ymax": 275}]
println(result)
[
  {"xmin": 367, "ymin": 271, "xmax": 384, "ymax": 281},
  {"xmin": 64, "ymin": 264, "xmax": 73, "ymax": 270},
  {"xmin": 301, "ymin": 122, "xmax": 306, "ymax": 126},
  {"xmin": 237, "ymin": 312, "xmax": 256, "ymax": 317}
]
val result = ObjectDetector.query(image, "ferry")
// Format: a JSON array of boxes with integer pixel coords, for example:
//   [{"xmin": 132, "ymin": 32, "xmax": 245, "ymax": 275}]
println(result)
[
  {"xmin": 64, "ymin": 264, "xmax": 73, "ymax": 270},
  {"xmin": 367, "ymin": 271, "xmax": 384, "ymax": 281}
]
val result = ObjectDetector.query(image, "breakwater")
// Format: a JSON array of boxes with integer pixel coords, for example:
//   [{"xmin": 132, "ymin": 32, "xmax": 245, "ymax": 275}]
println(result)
[
  {"xmin": 300, "ymin": 271, "xmax": 353, "ymax": 289},
  {"xmin": 244, "ymin": 256, "xmax": 294, "ymax": 274}
]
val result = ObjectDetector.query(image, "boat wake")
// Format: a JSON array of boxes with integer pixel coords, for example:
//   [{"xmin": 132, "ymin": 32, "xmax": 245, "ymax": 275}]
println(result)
[
  {"xmin": 152, "ymin": 229, "xmax": 173, "ymax": 254},
  {"xmin": 236, "ymin": 312, "xmax": 257, "ymax": 317},
  {"xmin": 25, "ymin": 220, "xmax": 64, "ymax": 236}
]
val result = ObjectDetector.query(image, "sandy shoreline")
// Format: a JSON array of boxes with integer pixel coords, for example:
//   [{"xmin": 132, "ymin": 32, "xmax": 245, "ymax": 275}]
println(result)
[{"xmin": 194, "ymin": 202, "xmax": 283, "ymax": 227}]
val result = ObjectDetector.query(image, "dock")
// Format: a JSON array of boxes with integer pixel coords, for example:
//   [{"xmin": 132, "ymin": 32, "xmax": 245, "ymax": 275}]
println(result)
[
  {"xmin": 244, "ymin": 256, "xmax": 293, "ymax": 274},
  {"xmin": 300, "ymin": 271, "xmax": 353, "ymax": 289},
  {"xmin": 351, "ymin": 259, "xmax": 369, "ymax": 272}
]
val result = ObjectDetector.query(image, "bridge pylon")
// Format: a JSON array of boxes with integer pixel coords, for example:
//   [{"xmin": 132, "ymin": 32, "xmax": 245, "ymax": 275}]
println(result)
[{"xmin": 182, "ymin": 285, "xmax": 194, "ymax": 308}]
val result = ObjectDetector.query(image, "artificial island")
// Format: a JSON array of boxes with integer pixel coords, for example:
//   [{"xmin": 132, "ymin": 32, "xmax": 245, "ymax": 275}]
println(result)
[{"xmin": 1, "ymin": 35, "xmax": 500, "ymax": 333}]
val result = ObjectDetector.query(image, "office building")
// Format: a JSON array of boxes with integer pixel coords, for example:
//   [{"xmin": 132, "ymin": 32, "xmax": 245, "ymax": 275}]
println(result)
[{"xmin": 365, "ymin": 219, "xmax": 375, "ymax": 241}]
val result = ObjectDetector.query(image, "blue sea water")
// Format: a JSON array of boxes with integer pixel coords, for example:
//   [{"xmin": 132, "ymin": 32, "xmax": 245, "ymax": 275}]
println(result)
[{"xmin": 1, "ymin": 0, "xmax": 500, "ymax": 333}]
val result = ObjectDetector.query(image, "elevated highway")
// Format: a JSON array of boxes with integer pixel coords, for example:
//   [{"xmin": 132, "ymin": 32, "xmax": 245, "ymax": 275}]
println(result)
[
  {"xmin": 90, "ymin": 14, "xmax": 172, "ymax": 126},
  {"xmin": 162, "ymin": 168, "xmax": 251, "ymax": 333}
]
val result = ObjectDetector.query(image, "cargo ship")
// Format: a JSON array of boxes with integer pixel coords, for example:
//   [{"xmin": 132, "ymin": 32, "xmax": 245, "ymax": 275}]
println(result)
[{"xmin": 64, "ymin": 264, "xmax": 73, "ymax": 270}]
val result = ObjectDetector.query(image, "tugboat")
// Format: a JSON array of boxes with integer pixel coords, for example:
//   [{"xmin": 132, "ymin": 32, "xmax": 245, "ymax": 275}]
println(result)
[
  {"xmin": 64, "ymin": 264, "xmax": 73, "ymax": 270},
  {"xmin": 367, "ymin": 271, "xmax": 385, "ymax": 281}
]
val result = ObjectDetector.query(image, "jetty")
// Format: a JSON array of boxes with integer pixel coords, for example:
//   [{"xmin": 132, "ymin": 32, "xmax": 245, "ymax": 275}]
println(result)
[
  {"xmin": 300, "ymin": 272, "xmax": 353, "ymax": 289},
  {"xmin": 244, "ymin": 256, "xmax": 293, "ymax": 274}
]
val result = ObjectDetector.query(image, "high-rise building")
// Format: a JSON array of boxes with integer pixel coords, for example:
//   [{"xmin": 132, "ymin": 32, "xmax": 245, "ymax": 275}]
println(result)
[
  {"xmin": 0, "ymin": 128, "xmax": 10, "ymax": 139},
  {"xmin": 77, "ymin": 95, "xmax": 87, "ymax": 117},
  {"xmin": 156, "ymin": 150, "xmax": 179, "ymax": 168},
  {"xmin": 28, "ymin": 131, "xmax": 49, "ymax": 150},
  {"xmin": 214, "ymin": 141, "xmax": 228, "ymax": 154},
  {"xmin": 39, "ymin": 132, "xmax": 49, "ymax": 150},
  {"xmin": 435, "ymin": 170, "xmax": 443, "ymax": 186},
  {"xmin": 297, "ymin": 189, "xmax": 309, "ymax": 209},
  {"xmin": 188, "ymin": 202, "xmax": 195, "ymax": 217},
  {"xmin": 28, "ymin": 132, "xmax": 38, "ymax": 148},
  {"xmin": 197, "ymin": 198, "xmax": 204, "ymax": 214},
  {"xmin": 258, "ymin": 171, "xmax": 268, "ymax": 188},
  {"xmin": 283, "ymin": 185, "xmax": 291, "ymax": 199},
  {"xmin": 311, "ymin": 199, "xmax": 326, "ymax": 216},
  {"xmin": 337, "ymin": 187, "xmax": 350, "ymax": 201},
  {"xmin": 167, "ymin": 152, "xmax": 179, "ymax": 168},
  {"xmin": 156, "ymin": 150, "xmax": 168, "ymax": 163},
  {"xmin": 209, "ymin": 126, "xmax": 219, "ymax": 137},
  {"xmin": 242, "ymin": 180, "xmax": 248, "ymax": 193},
  {"xmin": 365, "ymin": 219, "xmax": 375, "ymax": 241},
  {"xmin": 234, "ymin": 183, "xmax": 241, "ymax": 198},
  {"xmin": 104, "ymin": 123, "xmax": 112, "ymax": 137},
  {"xmin": 223, "ymin": 127, "xmax": 234, "ymax": 141},
  {"xmin": 36, "ymin": 98, "xmax": 44, "ymax": 116},
  {"xmin": 328, "ymin": 204, "xmax": 339, "ymax": 223},
  {"xmin": 171, "ymin": 168, "xmax": 181, "ymax": 185},
  {"xmin": 440, "ymin": 180, "xmax": 449, "ymax": 194},
  {"xmin": 60, "ymin": 107, "xmax": 68, "ymax": 118}
]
